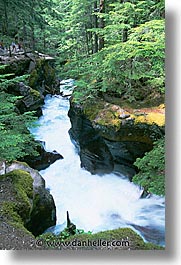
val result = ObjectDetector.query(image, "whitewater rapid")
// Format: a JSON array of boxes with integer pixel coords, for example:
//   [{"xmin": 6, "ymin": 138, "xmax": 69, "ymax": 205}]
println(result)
[{"xmin": 30, "ymin": 87, "xmax": 165, "ymax": 246}]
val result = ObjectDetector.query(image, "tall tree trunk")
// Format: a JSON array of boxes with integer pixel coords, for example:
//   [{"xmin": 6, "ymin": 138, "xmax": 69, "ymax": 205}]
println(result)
[
  {"xmin": 3, "ymin": 0, "xmax": 8, "ymax": 35},
  {"xmin": 23, "ymin": 22, "xmax": 27, "ymax": 53},
  {"xmin": 93, "ymin": 1, "xmax": 99, "ymax": 53},
  {"xmin": 30, "ymin": 0, "xmax": 36, "ymax": 51},
  {"xmin": 120, "ymin": 0, "xmax": 128, "ymax": 42},
  {"xmin": 122, "ymin": 24, "xmax": 128, "ymax": 42},
  {"xmin": 99, "ymin": 0, "xmax": 105, "ymax": 51},
  {"xmin": 85, "ymin": 26, "xmax": 90, "ymax": 56},
  {"xmin": 43, "ymin": 30, "xmax": 46, "ymax": 52},
  {"xmin": 31, "ymin": 24, "xmax": 36, "ymax": 51}
]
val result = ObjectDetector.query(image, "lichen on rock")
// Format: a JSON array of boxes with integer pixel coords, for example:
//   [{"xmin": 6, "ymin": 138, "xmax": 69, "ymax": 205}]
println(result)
[{"xmin": 69, "ymin": 96, "xmax": 165, "ymax": 178}]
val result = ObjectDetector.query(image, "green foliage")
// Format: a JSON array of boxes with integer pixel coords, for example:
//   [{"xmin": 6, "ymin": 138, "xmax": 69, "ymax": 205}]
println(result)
[
  {"xmin": 0, "ymin": 75, "xmax": 29, "ymax": 91},
  {"xmin": 39, "ymin": 227, "xmax": 163, "ymax": 250},
  {"xmin": 0, "ymin": 65, "xmax": 29, "ymax": 91},
  {"xmin": 133, "ymin": 137, "xmax": 165, "ymax": 196},
  {"xmin": 39, "ymin": 227, "xmax": 92, "ymax": 246},
  {"xmin": 0, "ymin": 91, "xmax": 39, "ymax": 161},
  {"xmin": 56, "ymin": 0, "xmax": 165, "ymax": 103},
  {"xmin": 0, "ymin": 0, "xmax": 53, "ymax": 51},
  {"xmin": 0, "ymin": 67, "xmax": 40, "ymax": 162},
  {"xmin": 104, "ymin": 19, "xmax": 164, "ymax": 94}
]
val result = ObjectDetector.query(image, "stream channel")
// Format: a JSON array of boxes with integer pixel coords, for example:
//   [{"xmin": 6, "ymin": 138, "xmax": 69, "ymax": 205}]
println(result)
[{"xmin": 30, "ymin": 80, "xmax": 165, "ymax": 246}]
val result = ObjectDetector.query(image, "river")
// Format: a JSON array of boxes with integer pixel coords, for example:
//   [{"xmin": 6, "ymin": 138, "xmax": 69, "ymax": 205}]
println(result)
[{"xmin": 30, "ymin": 80, "xmax": 165, "ymax": 246}]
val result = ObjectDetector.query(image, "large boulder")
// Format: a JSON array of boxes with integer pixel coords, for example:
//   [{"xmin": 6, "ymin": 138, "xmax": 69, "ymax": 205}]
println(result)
[
  {"xmin": 28, "ymin": 57, "xmax": 57, "ymax": 95},
  {"xmin": 2, "ymin": 161, "xmax": 56, "ymax": 236},
  {"xmin": 68, "ymin": 98, "xmax": 165, "ymax": 178}
]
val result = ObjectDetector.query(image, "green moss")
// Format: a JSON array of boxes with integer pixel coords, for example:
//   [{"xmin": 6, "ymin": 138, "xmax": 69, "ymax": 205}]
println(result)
[
  {"xmin": 80, "ymin": 96, "xmax": 165, "ymax": 130},
  {"xmin": 95, "ymin": 110, "xmax": 120, "ymax": 129},
  {"xmin": 1, "ymin": 202, "xmax": 23, "ymax": 225},
  {"xmin": 29, "ymin": 69, "xmax": 38, "ymax": 88},
  {"xmin": 10, "ymin": 170, "xmax": 33, "ymax": 201},
  {"xmin": 83, "ymin": 100, "xmax": 121, "ymax": 129},
  {"xmin": 0, "ymin": 201, "xmax": 32, "ymax": 235},
  {"xmin": 30, "ymin": 88, "xmax": 41, "ymax": 98},
  {"xmin": 44, "ymin": 62, "xmax": 55, "ymax": 81},
  {"xmin": 83, "ymin": 100, "xmax": 105, "ymax": 121},
  {"xmin": 67, "ymin": 228, "xmax": 163, "ymax": 250},
  {"xmin": 131, "ymin": 112, "xmax": 165, "ymax": 127},
  {"xmin": 39, "ymin": 228, "xmax": 163, "ymax": 250},
  {"xmin": 29, "ymin": 59, "xmax": 43, "ymax": 89},
  {"xmin": 12, "ymin": 160, "xmax": 30, "ymax": 167},
  {"xmin": 29, "ymin": 59, "xmax": 56, "ymax": 90},
  {"xmin": 0, "ymin": 170, "xmax": 33, "ymax": 225}
]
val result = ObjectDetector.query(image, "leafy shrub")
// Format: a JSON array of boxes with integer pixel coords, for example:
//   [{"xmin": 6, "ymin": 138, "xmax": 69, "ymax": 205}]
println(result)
[
  {"xmin": 133, "ymin": 137, "xmax": 165, "ymax": 196},
  {"xmin": 0, "ymin": 68, "xmax": 39, "ymax": 161}
]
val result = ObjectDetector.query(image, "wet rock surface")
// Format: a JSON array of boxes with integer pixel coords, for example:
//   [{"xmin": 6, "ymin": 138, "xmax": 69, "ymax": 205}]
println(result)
[
  {"xmin": 68, "ymin": 98, "xmax": 165, "ymax": 178},
  {"xmin": 68, "ymin": 103, "xmax": 114, "ymax": 175},
  {"xmin": 24, "ymin": 141, "xmax": 64, "ymax": 171}
]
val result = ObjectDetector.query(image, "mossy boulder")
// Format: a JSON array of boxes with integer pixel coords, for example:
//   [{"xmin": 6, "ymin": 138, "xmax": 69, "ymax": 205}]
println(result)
[
  {"xmin": 67, "ymin": 228, "xmax": 164, "ymax": 250},
  {"xmin": 84, "ymin": 101, "xmax": 165, "ymax": 143},
  {"xmin": 29, "ymin": 58, "xmax": 56, "ymax": 94},
  {"xmin": 0, "ymin": 53, "xmax": 57, "ymax": 116},
  {"xmin": 0, "ymin": 170, "xmax": 33, "ymax": 231},
  {"xmin": 0, "ymin": 169, "xmax": 37, "ymax": 250},
  {"xmin": 1, "ymin": 161, "xmax": 56, "ymax": 237},
  {"xmin": 69, "ymin": 96, "xmax": 165, "ymax": 178},
  {"xmin": 26, "ymin": 189, "xmax": 56, "ymax": 236}
]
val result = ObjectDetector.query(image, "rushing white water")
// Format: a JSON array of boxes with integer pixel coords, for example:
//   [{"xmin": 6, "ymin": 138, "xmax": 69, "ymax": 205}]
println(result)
[{"xmin": 31, "ymin": 84, "xmax": 165, "ymax": 246}]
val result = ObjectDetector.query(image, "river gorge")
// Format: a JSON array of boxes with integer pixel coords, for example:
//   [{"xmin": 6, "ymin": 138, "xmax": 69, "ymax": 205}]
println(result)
[{"xmin": 30, "ymin": 81, "xmax": 165, "ymax": 247}]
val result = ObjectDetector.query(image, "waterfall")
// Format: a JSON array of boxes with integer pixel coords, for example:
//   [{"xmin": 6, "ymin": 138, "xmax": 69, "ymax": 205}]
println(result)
[{"xmin": 30, "ymin": 81, "xmax": 165, "ymax": 246}]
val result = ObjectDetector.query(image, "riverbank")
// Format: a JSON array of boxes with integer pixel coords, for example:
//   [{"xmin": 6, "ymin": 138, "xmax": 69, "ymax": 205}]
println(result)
[{"xmin": 31, "ymin": 93, "xmax": 165, "ymax": 247}]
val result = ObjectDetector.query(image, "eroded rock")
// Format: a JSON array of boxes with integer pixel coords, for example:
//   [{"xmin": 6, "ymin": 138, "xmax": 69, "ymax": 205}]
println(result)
[
  {"xmin": 23, "ymin": 141, "xmax": 64, "ymax": 171},
  {"xmin": 68, "ymin": 98, "xmax": 165, "ymax": 178},
  {"xmin": 68, "ymin": 103, "xmax": 114, "ymax": 175}
]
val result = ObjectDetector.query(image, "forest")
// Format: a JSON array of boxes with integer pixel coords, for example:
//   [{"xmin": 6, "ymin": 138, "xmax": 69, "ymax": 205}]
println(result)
[
  {"xmin": 0, "ymin": 0, "xmax": 165, "ymax": 194},
  {"xmin": 0, "ymin": 0, "xmax": 165, "ymax": 97},
  {"xmin": 0, "ymin": 0, "xmax": 165, "ymax": 250}
]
